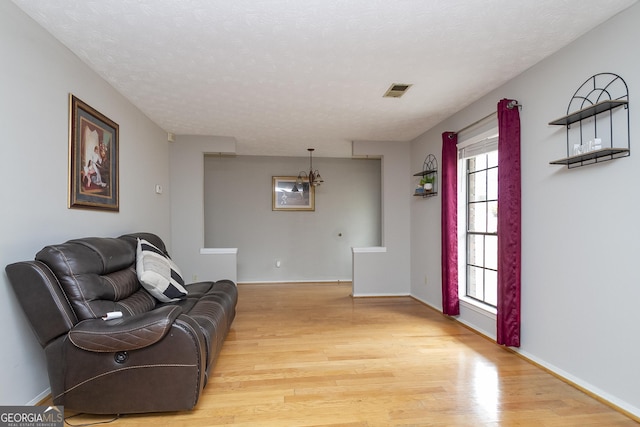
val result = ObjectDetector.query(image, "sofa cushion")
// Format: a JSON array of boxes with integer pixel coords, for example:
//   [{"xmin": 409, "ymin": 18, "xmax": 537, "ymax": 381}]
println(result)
[
  {"xmin": 136, "ymin": 238, "xmax": 187, "ymax": 302},
  {"xmin": 35, "ymin": 237, "xmax": 141, "ymax": 321}
]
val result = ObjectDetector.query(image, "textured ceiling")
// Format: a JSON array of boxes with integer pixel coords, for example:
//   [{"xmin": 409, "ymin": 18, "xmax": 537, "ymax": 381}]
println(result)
[{"xmin": 12, "ymin": 0, "xmax": 637, "ymax": 157}]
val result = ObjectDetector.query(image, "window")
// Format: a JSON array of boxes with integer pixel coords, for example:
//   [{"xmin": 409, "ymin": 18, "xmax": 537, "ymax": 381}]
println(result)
[{"xmin": 458, "ymin": 129, "xmax": 498, "ymax": 309}]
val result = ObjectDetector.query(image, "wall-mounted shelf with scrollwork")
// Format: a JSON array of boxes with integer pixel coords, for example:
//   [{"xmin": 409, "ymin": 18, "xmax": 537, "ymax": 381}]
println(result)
[
  {"xmin": 413, "ymin": 154, "xmax": 438, "ymax": 198},
  {"xmin": 549, "ymin": 73, "xmax": 630, "ymax": 168}
]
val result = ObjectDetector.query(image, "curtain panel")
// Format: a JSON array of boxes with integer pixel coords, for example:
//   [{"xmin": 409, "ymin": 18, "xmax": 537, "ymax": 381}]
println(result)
[
  {"xmin": 441, "ymin": 132, "xmax": 460, "ymax": 316},
  {"xmin": 496, "ymin": 98, "xmax": 522, "ymax": 347}
]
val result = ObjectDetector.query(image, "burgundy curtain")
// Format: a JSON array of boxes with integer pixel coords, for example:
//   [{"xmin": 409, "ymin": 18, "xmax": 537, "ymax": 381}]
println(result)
[
  {"xmin": 496, "ymin": 99, "xmax": 521, "ymax": 347},
  {"xmin": 441, "ymin": 132, "xmax": 459, "ymax": 316}
]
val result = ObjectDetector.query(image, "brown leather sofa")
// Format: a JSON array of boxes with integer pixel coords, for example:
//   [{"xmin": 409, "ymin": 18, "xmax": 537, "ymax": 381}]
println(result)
[{"xmin": 5, "ymin": 232, "xmax": 237, "ymax": 414}]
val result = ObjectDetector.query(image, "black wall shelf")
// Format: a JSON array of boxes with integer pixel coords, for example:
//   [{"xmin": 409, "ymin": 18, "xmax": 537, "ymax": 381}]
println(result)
[
  {"xmin": 549, "ymin": 73, "xmax": 630, "ymax": 168},
  {"xmin": 549, "ymin": 147, "xmax": 630, "ymax": 166},
  {"xmin": 548, "ymin": 100, "xmax": 628, "ymax": 126},
  {"xmin": 413, "ymin": 154, "xmax": 438, "ymax": 198}
]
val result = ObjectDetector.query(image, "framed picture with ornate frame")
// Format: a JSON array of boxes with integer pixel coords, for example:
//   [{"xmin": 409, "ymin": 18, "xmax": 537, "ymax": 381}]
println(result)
[
  {"xmin": 272, "ymin": 176, "xmax": 315, "ymax": 211},
  {"xmin": 68, "ymin": 94, "xmax": 119, "ymax": 211}
]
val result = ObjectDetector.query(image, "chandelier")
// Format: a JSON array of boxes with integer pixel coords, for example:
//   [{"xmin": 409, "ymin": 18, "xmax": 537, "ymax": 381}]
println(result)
[{"xmin": 294, "ymin": 148, "xmax": 324, "ymax": 190}]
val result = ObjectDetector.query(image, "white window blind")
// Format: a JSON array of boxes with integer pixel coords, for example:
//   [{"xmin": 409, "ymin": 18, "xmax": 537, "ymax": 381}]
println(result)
[{"xmin": 457, "ymin": 127, "xmax": 499, "ymax": 159}]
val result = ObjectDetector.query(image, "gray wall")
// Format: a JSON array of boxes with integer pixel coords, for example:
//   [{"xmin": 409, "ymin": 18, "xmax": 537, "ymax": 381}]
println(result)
[
  {"xmin": 410, "ymin": 3, "xmax": 640, "ymax": 416},
  {"xmin": 352, "ymin": 140, "xmax": 413, "ymax": 296},
  {"xmin": 204, "ymin": 155, "xmax": 381, "ymax": 282},
  {"xmin": 1, "ymin": 2, "xmax": 172, "ymax": 405}
]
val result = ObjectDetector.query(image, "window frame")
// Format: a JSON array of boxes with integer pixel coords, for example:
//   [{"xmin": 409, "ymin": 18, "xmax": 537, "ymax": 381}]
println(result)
[
  {"xmin": 457, "ymin": 127, "xmax": 499, "ymax": 313},
  {"xmin": 465, "ymin": 152, "xmax": 498, "ymax": 307}
]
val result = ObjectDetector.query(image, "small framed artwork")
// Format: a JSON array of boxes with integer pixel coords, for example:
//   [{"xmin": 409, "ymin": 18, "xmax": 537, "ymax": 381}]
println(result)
[
  {"xmin": 272, "ymin": 176, "xmax": 315, "ymax": 211},
  {"xmin": 68, "ymin": 94, "xmax": 119, "ymax": 211}
]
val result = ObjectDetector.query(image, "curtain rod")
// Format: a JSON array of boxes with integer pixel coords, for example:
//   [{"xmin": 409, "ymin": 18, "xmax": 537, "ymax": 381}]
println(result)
[
  {"xmin": 452, "ymin": 111, "xmax": 497, "ymax": 136},
  {"xmin": 450, "ymin": 100, "xmax": 521, "ymax": 138}
]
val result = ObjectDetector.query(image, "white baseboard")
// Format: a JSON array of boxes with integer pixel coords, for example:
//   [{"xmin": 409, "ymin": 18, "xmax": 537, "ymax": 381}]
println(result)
[
  {"xmin": 238, "ymin": 279, "xmax": 352, "ymax": 284},
  {"xmin": 352, "ymin": 292, "xmax": 410, "ymax": 297},
  {"xmin": 27, "ymin": 387, "xmax": 50, "ymax": 405},
  {"xmin": 512, "ymin": 348, "xmax": 640, "ymax": 420}
]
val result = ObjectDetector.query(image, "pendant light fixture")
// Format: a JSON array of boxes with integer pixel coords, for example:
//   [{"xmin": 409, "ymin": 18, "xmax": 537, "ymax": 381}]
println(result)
[{"xmin": 293, "ymin": 148, "xmax": 323, "ymax": 192}]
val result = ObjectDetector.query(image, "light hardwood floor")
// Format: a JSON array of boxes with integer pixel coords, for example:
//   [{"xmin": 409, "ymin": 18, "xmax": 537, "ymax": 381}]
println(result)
[{"xmin": 65, "ymin": 282, "xmax": 637, "ymax": 426}]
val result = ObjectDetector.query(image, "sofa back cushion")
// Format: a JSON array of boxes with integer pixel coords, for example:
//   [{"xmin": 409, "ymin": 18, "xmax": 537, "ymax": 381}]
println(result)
[{"xmin": 35, "ymin": 237, "xmax": 156, "ymax": 321}]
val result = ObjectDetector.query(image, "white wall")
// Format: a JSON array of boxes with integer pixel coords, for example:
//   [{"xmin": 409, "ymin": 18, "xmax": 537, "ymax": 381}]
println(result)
[
  {"xmin": 0, "ymin": 2, "xmax": 172, "ymax": 405},
  {"xmin": 410, "ymin": 3, "xmax": 640, "ymax": 416},
  {"xmin": 203, "ymin": 155, "xmax": 381, "ymax": 282}
]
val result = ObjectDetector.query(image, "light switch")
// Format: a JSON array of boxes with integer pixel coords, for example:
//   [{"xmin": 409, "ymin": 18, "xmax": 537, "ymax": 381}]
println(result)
[{"xmin": 155, "ymin": 184, "xmax": 163, "ymax": 194}]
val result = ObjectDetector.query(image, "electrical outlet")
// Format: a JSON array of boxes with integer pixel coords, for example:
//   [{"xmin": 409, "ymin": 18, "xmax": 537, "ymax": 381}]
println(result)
[{"xmin": 192, "ymin": 274, "xmax": 198, "ymax": 282}]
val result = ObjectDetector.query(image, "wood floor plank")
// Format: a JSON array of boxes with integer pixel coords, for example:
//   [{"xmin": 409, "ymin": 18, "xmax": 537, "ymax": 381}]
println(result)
[{"xmin": 63, "ymin": 282, "xmax": 637, "ymax": 426}]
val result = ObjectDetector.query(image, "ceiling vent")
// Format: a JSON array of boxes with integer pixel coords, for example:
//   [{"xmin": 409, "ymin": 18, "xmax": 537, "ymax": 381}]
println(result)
[{"xmin": 383, "ymin": 83, "xmax": 412, "ymax": 98}]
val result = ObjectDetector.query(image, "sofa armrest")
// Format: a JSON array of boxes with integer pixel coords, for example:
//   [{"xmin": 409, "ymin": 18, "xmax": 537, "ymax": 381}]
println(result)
[
  {"xmin": 68, "ymin": 305, "xmax": 182, "ymax": 352},
  {"xmin": 5, "ymin": 260, "xmax": 77, "ymax": 347}
]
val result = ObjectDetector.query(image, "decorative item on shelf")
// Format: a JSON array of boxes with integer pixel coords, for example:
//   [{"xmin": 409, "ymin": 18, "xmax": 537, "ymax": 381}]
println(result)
[
  {"xmin": 549, "ymin": 73, "xmax": 629, "ymax": 168},
  {"xmin": 413, "ymin": 154, "xmax": 438, "ymax": 198},
  {"xmin": 293, "ymin": 148, "xmax": 324, "ymax": 191},
  {"xmin": 420, "ymin": 175, "xmax": 435, "ymax": 192},
  {"xmin": 573, "ymin": 138, "xmax": 603, "ymax": 156}
]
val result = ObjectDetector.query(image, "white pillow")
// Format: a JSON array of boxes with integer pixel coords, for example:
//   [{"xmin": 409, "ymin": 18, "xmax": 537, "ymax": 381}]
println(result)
[{"xmin": 136, "ymin": 238, "xmax": 188, "ymax": 302}]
